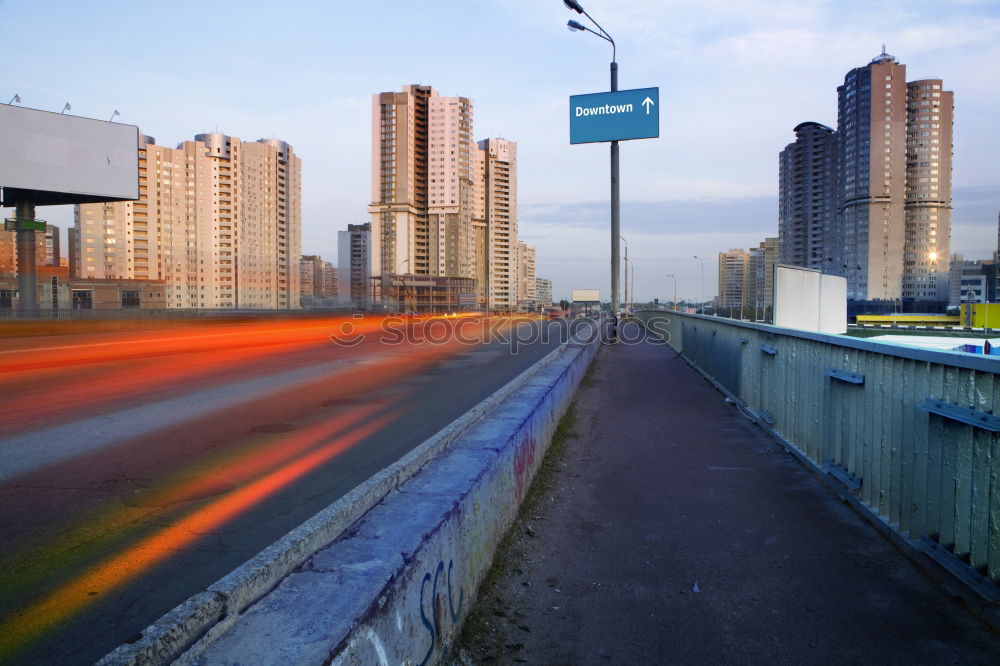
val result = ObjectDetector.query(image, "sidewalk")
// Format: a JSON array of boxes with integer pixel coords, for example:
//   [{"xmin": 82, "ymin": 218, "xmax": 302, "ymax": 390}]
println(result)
[{"xmin": 453, "ymin": 339, "xmax": 1000, "ymax": 664}]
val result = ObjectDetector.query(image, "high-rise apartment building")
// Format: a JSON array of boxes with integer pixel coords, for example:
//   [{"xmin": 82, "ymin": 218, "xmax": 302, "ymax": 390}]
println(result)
[
  {"xmin": 338, "ymin": 223, "xmax": 371, "ymax": 308},
  {"xmin": 903, "ymin": 77, "xmax": 953, "ymax": 300},
  {"xmin": 75, "ymin": 133, "xmax": 301, "ymax": 309},
  {"xmin": 535, "ymin": 278, "xmax": 553, "ymax": 307},
  {"xmin": 836, "ymin": 50, "xmax": 909, "ymax": 300},
  {"xmin": 477, "ymin": 138, "xmax": 518, "ymax": 310},
  {"xmin": 369, "ymin": 86, "xmax": 475, "ymax": 282},
  {"xmin": 299, "ymin": 255, "xmax": 337, "ymax": 305},
  {"xmin": 0, "ymin": 224, "xmax": 58, "ymax": 276},
  {"xmin": 781, "ymin": 50, "xmax": 953, "ymax": 303},
  {"xmin": 515, "ymin": 241, "xmax": 536, "ymax": 310},
  {"xmin": 369, "ymin": 85, "xmax": 525, "ymax": 312},
  {"xmin": 718, "ymin": 249, "xmax": 749, "ymax": 309},
  {"xmin": 747, "ymin": 237, "xmax": 779, "ymax": 313},
  {"xmin": 779, "ymin": 123, "xmax": 836, "ymax": 270}
]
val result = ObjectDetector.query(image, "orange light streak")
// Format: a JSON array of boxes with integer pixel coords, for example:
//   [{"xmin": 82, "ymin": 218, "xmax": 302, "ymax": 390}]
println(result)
[
  {"xmin": 0, "ymin": 398, "xmax": 391, "ymax": 615},
  {"xmin": 0, "ymin": 410, "xmax": 398, "ymax": 661},
  {"xmin": 0, "ymin": 314, "xmax": 508, "ymax": 660},
  {"xmin": 0, "ymin": 316, "xmax": 419, "ymax": 434}
]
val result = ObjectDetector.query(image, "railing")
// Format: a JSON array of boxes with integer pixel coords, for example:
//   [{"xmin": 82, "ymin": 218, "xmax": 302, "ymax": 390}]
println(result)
[
  {"xmin": 0, "ymin": 307, "xmax": 356, "ymax": 322},
  {"xmin": 636, "ymin": 310, "xmax": 1000, "ymax": 600}
]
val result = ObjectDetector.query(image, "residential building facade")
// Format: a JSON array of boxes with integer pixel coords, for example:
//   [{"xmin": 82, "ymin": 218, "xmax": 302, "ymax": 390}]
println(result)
[
  {"xmin": 747, "ymin": 237, "xmax": 779, "ymax": 314},
  {"xmin": 779, "ymin": 122, "xmax": 836, "ymax": 271},
  {"xmin": 74, "ymin": 133, "xmax": 301, "ymax": 309},
  {"xmin": 476, "ymin": 138, "xmax": 518, "ymax": 311},
  {"xmin": 369, "ymin": 85, "xmax": 528, "ymax": 312},
  {"xmin": 515, "ymin": 240, "xmax": 536, "ymax": 311},
  {"xmin": 338, "ymin": 223, "xmax": 371, "ymax": 308},
  {"xmin": 780, "ymin": 50, "xmax": 953, "ymax": 304},
  {"xmin": 718, "ymin": 249, "xmax": 749, "ymax": 309},
  {"xmin": 535, "ymin": 277, "xmax": 553, "ymax": 307},
  {"xmin": 300, "ymin": 255, "xmax": 338, "ymax": 306},
  {"xmin": 0, "ymin": 224, "xmax": 58, "ymax": 276}
]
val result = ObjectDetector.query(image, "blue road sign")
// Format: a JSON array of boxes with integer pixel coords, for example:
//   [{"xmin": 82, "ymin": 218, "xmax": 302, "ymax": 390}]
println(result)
[{"xmin": 569, "ymin": 87, "xmax": 659, "ymax": 144}]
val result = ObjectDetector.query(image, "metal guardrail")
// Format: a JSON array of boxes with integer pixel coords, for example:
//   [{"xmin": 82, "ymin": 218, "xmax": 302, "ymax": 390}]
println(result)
[
  {"xmin": 0, "ymin": 308, "xmax": 356, "ymax": 321},
  {"xmin": 637, "ymin": 310, "xmax": 1000, "ymax": 593}
]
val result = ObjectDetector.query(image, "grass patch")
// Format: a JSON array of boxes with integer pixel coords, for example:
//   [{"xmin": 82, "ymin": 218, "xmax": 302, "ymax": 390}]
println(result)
[
  {"xmin": 449, "ymin": 400, "xmax": 580, "ymax": 662},
  {"xmin": 580, "ymin": 354, "xmax": 599, "ymax": 389}
]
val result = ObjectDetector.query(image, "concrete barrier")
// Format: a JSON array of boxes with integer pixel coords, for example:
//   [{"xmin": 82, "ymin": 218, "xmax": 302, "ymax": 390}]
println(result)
[{"xmin": 100, "ymin": 323, "xmax": 599, "ymax": 665}]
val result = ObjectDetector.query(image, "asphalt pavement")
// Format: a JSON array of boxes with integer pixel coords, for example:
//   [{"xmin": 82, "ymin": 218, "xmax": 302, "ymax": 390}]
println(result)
[
  {"xmin": 456, "ymin": 335, "xmax": 1000, "ymax": 664},
  {"xmin": 0, "ymin": 317, "xmax": 568, "ymax": 665}
]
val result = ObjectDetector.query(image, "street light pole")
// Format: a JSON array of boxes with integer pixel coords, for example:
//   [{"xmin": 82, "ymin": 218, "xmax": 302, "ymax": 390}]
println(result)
[
  {"xmin": 666, "ymin": 273, "xmax": 676, "ymax": 310},
  {"xmin": 693, "ymin": 255, "xmax": 704, "ymax": 314},
  {"xmin": 620, "ymin": 235, "xmax": 628, "ymax": 312},
  {"xmin": 565, "ymin": 0, "xmax": 619, "ymax": 313},
  {"xmin": 631, "ymin": 265, "xmax": 635, "ymax": 310}
]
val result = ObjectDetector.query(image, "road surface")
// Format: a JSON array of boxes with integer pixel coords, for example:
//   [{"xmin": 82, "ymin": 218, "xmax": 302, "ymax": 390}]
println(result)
[{"xmin": 0, "ymin": 314, "xmax": 573, "ymax": 665}]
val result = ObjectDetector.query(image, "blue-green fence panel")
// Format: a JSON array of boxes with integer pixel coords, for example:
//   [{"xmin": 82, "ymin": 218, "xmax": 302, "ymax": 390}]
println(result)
[{"xmin": 636, "ymin": 310, "xmax": 1000, "ymax": 586}]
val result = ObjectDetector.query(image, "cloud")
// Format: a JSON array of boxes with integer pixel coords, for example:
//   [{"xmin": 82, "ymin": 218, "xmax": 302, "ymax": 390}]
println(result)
[
  {"xmin": 522, "ymin": 195, "xmax": 777, "ymax": 235},
  {"xmin": 952, "ymin": 186, "xmax": 1000, "ymax": 226}
]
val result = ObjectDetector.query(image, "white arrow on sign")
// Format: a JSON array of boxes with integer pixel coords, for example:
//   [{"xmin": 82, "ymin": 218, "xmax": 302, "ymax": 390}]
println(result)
[{"xmin": 642, "ymin": 96, "xmax": 655, "ymax": 115}]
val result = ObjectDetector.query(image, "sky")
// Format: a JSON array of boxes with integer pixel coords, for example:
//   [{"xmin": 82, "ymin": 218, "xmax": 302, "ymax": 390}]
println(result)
[{"xmin": 2, "ymin": 0, "xmax": 998, "ymax": 302}]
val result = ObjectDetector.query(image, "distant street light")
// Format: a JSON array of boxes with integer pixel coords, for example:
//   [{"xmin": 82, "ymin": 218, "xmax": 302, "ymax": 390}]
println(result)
[
  {"xmin": 620, "ymin": 235, "xmax": 628, "ymax": 311},
  {"xmin": 8, "ymin": 94, "xmax": 20, "ymax": 105},
  {"xmin": 693, "ymin": 255, "xmax": 705, "ymax": 314},
  {"xmin": 563, "ymin": 0, "xmax": 620, "ymax": 313},
  {"xmin": 60, "ymin": 102, "xmax": 71, "ymax": 114},
  {"xmin": 631, "ymin": 265, "xmax": 636, "ymax": 310},
  {"xmin": 666, "ymin": 273, "xmax": 677, "ymax": 309}
]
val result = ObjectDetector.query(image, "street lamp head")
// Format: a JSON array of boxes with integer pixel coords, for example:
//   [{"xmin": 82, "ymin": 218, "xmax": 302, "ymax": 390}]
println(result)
[
  {"xmin": 563, "ymin": 0, "xmax": 585, "ymax": 14},
  {"xmin": 567, "ymin": 19, "xmax": 586, "ymax": 32}
]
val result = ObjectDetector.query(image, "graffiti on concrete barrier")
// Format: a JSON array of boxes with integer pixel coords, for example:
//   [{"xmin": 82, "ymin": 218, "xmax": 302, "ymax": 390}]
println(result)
[
  {"xmin": 418, "ymin": 558, "xmax": 464, "ymax": 666},
  {"xmin": 513, "ymin": 435, "xmax": 537, "ymax": 503},
  {"xmin": 331, "ymin": 558, "xmax": 466, "ymax": 666}
]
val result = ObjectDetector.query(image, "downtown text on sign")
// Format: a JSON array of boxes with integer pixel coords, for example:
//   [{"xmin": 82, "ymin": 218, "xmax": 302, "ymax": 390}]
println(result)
[{"xmin": 569, "ymin": 87, "xmax": 659, "ymax": 144}]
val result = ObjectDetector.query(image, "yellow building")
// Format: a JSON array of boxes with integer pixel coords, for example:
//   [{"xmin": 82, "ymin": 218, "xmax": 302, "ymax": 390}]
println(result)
[
  {"xmin": 856, "ymin": 313, "xmax": 960, "ymax": 327},
  {"xmin": 960, "ymin": 303, "xmax": 1000, "ymax": 328}
]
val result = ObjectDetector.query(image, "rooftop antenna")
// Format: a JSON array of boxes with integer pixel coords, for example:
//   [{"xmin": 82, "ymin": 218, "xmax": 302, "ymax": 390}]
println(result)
[{"xmin": 8, "ymin": 94, "xmax": 20, "ymax": 105}]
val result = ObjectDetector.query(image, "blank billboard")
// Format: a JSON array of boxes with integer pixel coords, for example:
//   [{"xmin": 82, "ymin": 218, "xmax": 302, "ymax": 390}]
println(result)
[
  {"xmin": 0, "ymin": 105, "xmax": 138, "ymax": 205},
  {"xmin": 572, "ymin": 289, "xmax": 600, "ymax": 303},
  {"xmin": 773, "ymin": 264, "xmax": 846, "ymax": 334}
]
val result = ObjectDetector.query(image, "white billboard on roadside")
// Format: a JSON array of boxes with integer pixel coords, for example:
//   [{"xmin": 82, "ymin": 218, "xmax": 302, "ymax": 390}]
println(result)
[
  {"xmin": 572, "ymin": 289, "xmax": 600, "ymax": 303},
  {"xmin": 773, "ymin": 264, "xmax": 846, "ymax": 334},
  {"xmin": 0, "ymin": 105, "xmax": 139, "ymax": 205}
]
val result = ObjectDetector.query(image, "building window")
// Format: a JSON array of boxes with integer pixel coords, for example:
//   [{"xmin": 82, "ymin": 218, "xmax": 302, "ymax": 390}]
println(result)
[
  {"xmin": 72, "ymin": 290, "xmax": 93, "ymax": 309},
  {"xmin": 121, "ymin": 290, "xmax": 141, "ymax": 309}
]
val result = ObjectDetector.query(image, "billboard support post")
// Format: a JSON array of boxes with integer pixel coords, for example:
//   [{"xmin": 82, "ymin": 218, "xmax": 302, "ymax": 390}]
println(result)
[{"xmin": 15, "ymin": 199, "xmax": 37, "ymax": 314}]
